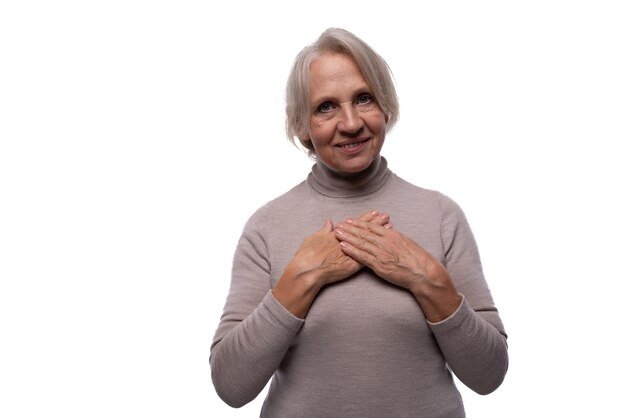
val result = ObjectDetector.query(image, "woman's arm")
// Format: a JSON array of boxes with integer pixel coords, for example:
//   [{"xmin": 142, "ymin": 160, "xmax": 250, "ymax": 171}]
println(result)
[
  {"xmin": 210, "ymin": 214, "xmax": 304, "ymax": 407},
  {"xmin": 429, "ymin": 194, "xmax": 508, "ymax": 394},
  {"xmin": 334, "ymin": 218, "xmax": 464, "ymax": 322},
  {"xmin": 211, "ymin": 210, "xmax": 392, "ymax": 407},
  {"xmin": 335, "ymin": 196, "xmax": 508, "ymax": 394}
]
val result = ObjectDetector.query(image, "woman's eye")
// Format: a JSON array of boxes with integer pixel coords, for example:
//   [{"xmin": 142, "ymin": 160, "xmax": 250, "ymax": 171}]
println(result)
[
  {"xmin": 317, "ymin": 102, "xmax": 333, "ymax": 113},
  {"xmin": 356, "ymin": 94, "xmax": 374, "ymax": 105}
]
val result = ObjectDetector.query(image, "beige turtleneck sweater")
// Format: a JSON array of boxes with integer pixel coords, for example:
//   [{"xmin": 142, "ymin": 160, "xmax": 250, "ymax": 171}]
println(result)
[{"xmin": 210, "ymin": 157, "xmax": 508, "ymax": 417}]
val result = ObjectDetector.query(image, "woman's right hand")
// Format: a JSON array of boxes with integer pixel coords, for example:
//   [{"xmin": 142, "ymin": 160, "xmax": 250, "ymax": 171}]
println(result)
[
  {"xmin": 288, "ymin": 219, "xmax": 361, "ymax": 285},
  {"xmin": 272, "ymin": 210, "xmax": 389, "ymax": 318}
]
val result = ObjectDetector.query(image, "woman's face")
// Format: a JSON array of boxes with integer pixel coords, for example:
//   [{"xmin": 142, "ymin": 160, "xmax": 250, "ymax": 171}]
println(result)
[{"xmin": 307, "ymin": 52, "xmax": 386, "ymax": 175}]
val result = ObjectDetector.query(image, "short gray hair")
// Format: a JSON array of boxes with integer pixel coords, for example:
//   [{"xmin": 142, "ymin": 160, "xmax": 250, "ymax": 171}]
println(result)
[{"xmin": 285, "ymin": 28, "xmax": 399, "ymax": 154}]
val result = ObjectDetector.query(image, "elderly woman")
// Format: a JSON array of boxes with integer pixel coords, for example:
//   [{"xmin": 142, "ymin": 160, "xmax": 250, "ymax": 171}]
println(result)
[{"xmin": 210, "ymin": 28, "xmax": 508, "ymax": 417}]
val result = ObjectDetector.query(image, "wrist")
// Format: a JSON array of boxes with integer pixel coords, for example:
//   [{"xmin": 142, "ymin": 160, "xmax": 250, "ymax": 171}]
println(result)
[
  {"xmin": 273, "ymin": 265, "xmax": 323, "ymax": 319},
  {"xmin": 408, "ymin": 265, "xmax": 462, "ymax": 322},
  {"xmin": 284, "ymin": 261, "xmax": 325, "ymax": 291}
]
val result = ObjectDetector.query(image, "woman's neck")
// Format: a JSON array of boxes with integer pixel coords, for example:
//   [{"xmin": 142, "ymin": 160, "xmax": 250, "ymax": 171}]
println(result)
[{"xmin": 307, "ymin": 156, "xmax": 391, "ymax": 198}]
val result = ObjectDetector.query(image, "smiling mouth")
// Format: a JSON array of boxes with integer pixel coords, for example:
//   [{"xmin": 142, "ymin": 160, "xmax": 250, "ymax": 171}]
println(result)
[{"xmin": 337, "ymin": 139, "xmax": 369, "ymax": 149}]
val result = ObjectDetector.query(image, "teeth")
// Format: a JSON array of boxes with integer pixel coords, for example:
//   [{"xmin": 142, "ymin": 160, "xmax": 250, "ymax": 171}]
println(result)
[{"xmin": 341, "ymin": 141, "xmax": 364, "ymax": 148}]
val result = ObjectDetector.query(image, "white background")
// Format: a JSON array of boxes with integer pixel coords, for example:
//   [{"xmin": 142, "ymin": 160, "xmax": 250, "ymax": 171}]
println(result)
[{"xmin": 1, "ymin": 1, "xmax": 625, "ymax": 416}]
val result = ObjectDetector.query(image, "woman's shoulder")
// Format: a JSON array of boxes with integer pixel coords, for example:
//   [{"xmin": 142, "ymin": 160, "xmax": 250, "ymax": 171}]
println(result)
[
  {"xmin": 243, "ymin": 180, "xmax": 310, "ymax": 229},
  {"xmin": 389, "ymin": 173, "xmax": 459, "ymax": 206}
]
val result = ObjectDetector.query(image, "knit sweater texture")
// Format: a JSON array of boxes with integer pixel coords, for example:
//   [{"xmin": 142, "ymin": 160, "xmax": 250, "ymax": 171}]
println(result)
[{"xmin": 210, "ymin": 157, "xmax": 508, "ymax": 417}]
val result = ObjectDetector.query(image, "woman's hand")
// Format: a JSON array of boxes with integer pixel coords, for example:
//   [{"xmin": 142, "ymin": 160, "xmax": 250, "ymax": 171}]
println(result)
[
  {"xmin": 288, "ymin": 219, "xmax": 361, "ymax": 286},
  {"xmin": 272, "ymin": 210, "xmax": 390, "ymax": 318},
  {"xmin": 288, "ymin": 210, "xmax": 391, "ymax": 286},
  {"xmin": 335, "ymin": 218, "xmax": 462, "ymax": 322}
]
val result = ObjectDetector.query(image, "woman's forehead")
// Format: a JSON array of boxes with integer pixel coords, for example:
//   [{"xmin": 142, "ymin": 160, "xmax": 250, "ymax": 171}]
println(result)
[{"xmin": 309, "ymin": 53, "xmax": 368, "ymax": 99}]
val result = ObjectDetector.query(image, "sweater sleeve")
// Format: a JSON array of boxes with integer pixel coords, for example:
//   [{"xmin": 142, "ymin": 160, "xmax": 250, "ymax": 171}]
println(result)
[
  {"xmin": 428, "ymin": 194, "xmax": 508, "ymax": 395},
  {"xmin": 210, "ymin": 210, "xmax": 304, "ymax": 407}
]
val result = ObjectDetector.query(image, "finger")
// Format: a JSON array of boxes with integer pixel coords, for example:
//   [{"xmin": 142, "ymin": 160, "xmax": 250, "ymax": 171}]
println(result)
[
  {"xmin": 345, "ymin": 218, "xmax": 389, "ymax": 237},
  {"xmin": 357, "ymin": 210, "xmax": 379, "ymax": 222},
  {"xmin": 321, "ymin": 219, "xmax": 334, "ymax": 232},
  {"xmin": 356, "ymin": 210, "xmax": 390, "ymax": 226},
  {"xmin": 339, "ymin": 241, "xmax": 379, "ymax": 269},
  {"xmin": 335, "ymin": 224, "xmax": 380, "ymax": 252},
  {"xmin": 371, "ymin": 212, "xmax": 390, "ymax": 226}
]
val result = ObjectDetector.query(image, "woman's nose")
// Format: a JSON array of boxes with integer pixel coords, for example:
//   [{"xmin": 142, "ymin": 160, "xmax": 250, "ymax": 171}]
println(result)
[{"xmin": 338, "ymin": 105, "xmax": 364, "ymax": 134}]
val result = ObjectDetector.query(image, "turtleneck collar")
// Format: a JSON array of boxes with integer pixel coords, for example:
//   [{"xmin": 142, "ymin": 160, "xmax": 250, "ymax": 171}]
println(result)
[{"xmin": 307, "ymin": 156, "xmax": 391, "ymax": 198}]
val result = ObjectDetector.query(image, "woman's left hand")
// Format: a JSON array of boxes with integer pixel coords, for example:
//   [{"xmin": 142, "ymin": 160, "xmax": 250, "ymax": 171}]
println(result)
[{"xmin": 335, "ymin": 218, "xmax": 462, "ymax": 322}]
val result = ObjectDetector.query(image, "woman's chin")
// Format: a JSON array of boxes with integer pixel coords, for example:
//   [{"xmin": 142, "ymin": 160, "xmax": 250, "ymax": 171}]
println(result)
[{"xmin": 330, "ymin": 154, "xmax": 377, "ymax": 175}]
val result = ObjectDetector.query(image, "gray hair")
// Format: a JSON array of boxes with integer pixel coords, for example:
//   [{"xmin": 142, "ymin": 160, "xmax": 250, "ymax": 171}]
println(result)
[{"xmin": 285, "ymin": 28, "xmax": 399, "ymax": 155}]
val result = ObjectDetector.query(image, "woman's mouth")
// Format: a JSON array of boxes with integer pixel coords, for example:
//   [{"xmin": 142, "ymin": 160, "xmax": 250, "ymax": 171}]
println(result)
[{"xmin": 337, "ymin": 139, "xmax": 369, "ymax": 154}]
